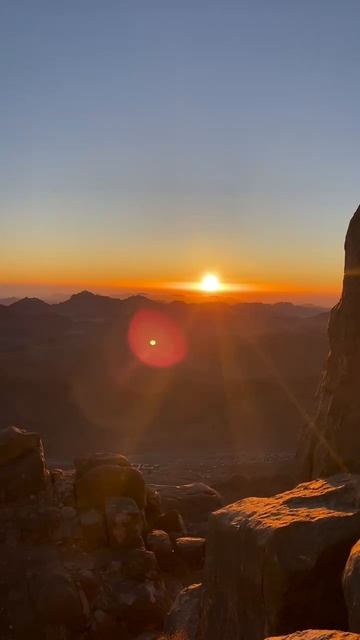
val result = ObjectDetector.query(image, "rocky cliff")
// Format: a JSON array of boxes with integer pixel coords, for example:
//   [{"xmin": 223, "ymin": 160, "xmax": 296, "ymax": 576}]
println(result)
[{"xmin": 300, "ymin": 204, "xmax": 360, "ymax": 478}]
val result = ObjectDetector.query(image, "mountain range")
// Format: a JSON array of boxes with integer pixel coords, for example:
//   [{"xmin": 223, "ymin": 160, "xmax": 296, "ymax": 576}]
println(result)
[{"xmin": 0, "ymin": 290, "xmax": 330, "ymax": 457}]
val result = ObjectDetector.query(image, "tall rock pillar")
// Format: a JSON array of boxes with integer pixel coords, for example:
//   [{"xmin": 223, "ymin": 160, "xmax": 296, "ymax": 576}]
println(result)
[{"xmin": 300, "ymin": 204, "xmax": 360, "ymax": 478}]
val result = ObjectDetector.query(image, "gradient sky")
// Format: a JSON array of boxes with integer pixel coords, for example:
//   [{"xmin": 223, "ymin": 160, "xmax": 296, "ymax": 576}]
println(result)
[{"xmin": 1, "ymin": 1, "xmax": 360, "ymax": 304}]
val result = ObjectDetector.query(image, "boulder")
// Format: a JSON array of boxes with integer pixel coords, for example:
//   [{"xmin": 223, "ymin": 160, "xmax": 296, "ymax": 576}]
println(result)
[
  {"xmin": 201, "ymin": 474, "xmax": 360, "ymax": 640},
  {"xmin": 51, "ymin": 469, "xmax": 75, "ymax": 507},
  {"xmin": 97, "ymin": 553, "xmax": 171, "ymax": 633},
  {"xmin": 150, "ymin": 483, "xmax": 222, "ymax": 533},
  {"xmin": 77, "ymin": 569, "xmax": 101, "ymax": 604},
  {"xmin": 343, "ymin": 539, "xmax": 360, "ymax": 631},
  {"xmin": 29, "ymin": 569, "xmax": 89, "ymax": 631},
  {"xmin": 105, "ymin": 497, "xmax": 144, "ymax": 549},
  {"xmin": 76, "ymin": 464, "xmax": 146, "ymax": 511},
  {"xmin": 299, "ymin": 205, "xmax": 360, "ymax": 478},
  {"xmin": 0, "ymin": 545, "xmax": 70, "ymax": 638},
  {"xmin": 164, "ymin": 583, "xmax": 202, "ymax": 640},
  {"xmin": 0, "ymin": 426, "xmax": 40, "ymax": 466},
  {"xmin": 145, "ymin": 486, "xmax": 162, "ymax": 529},
  {"xmin": 0, "ymin": 431, "xmax": 46, "ymax": 502},
  {"xmin": 16, "ymin": 504, "xmax": 61, "ymax": 544},
  {"xmin": 147, "ymin": 530, "xmax": 174, "ymax": 570},
  {"xmin": 89, "ymin": 608, "xmax": 129, "ymax": 639},
  {"xmin": 174, "ymin": 537, "xmax": 205, "ymax": 569},
  {"xmin": 0, "ymin": 580, "xmax": 39, "ymax": 640},
  {"xmin": 74, "ymin": 453, "xmax": 130, "ymax": 478},
  {"xmin": 0, "ymin": 522, "xmax": 99, "ymax": 636},
  {"xmin": 54, "ymin": 505, "xmax": 82, "ymax": 542},
  {"xmin": 90, "ymin": 547, "xmax": 159, "ymax": 582},
  {"xmin": 153, "ymin": 509, "xmax": 187, "ymax": 539},
  {"xmin": 80, "ymin": 509, "xmax": 107, "ymax": 549},
  {"xmin": 265, "ymin": 633, "xmax": 360, "ymax": 640},
  {"xmin": 121, "ymin": 549, "xmax": 159, "ymax": 581},
  {"xmin": 101, "ymin": 575, "xmax": 171, "ymax": 633}
]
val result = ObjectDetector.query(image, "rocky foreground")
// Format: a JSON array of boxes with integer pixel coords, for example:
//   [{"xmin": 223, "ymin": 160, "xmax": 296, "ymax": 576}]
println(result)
[
  {"xmin": 0, "ymin": 424, "xmax": 224, "ymax": 640},
  {"xmin": 1, "ymin": 424, "xmax": 360, "ymax": 640}
]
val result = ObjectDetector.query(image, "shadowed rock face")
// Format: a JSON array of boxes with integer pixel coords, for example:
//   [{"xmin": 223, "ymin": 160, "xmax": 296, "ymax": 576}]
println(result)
[{"xmin": 300, "ymin": 205, "xmax": 360, "ymax": 479}]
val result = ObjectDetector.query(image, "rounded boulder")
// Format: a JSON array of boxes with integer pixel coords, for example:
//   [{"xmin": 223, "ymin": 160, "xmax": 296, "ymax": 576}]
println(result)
[{"xmin": 76, "ymin": 464, "xmax": 146, "ymax": 511}]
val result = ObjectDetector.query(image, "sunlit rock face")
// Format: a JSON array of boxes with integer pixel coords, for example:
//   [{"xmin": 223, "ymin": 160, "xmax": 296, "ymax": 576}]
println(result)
[
  {"xmin": 300, "ymin": 205, "xmax": 360, "ymax": 479},
  {"xmin": 201, "ymin": 474, "xmax": 360, "ymax": 640}
]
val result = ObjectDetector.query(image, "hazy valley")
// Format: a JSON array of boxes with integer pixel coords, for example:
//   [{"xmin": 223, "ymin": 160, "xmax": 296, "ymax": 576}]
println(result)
[{"xmin": 0, "ymin": 291, "xmax": 328, "ymax": 458}]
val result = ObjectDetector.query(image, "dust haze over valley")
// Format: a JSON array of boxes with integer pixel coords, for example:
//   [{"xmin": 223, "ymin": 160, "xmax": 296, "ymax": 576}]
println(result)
[{"xmin": 0, "ymin": 290, "xmax": 329, "ymax": 459}]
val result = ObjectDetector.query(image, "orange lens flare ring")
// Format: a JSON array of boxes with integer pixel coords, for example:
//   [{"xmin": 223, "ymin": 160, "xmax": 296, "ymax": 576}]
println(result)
[{"xmin": 128, "ymin": 309, "xmax": 188, "ymax": 368}]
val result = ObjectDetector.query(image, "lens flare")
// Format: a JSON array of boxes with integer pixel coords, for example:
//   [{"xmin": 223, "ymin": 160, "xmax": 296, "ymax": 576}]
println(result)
[{"xmin": 128, "ymin": 309, "xmax": 187, "ymax": 368}]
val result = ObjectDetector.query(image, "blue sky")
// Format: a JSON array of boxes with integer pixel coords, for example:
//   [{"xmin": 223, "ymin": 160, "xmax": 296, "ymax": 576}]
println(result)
[{"xmin": 1, "ymin": 1, "xmax": 360, "ymax": 303}]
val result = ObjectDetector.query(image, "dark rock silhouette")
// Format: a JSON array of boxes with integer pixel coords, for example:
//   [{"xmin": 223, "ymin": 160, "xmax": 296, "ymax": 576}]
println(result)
[{"xmin": 300, "ymin": 205, "xmax": 360, "ymax": 478}]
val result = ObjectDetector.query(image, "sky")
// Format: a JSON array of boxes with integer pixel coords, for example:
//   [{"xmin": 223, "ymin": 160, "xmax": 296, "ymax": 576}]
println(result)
[{"xmin": 1, "ymin": 0, "xmax": 360, "ymax": 305}]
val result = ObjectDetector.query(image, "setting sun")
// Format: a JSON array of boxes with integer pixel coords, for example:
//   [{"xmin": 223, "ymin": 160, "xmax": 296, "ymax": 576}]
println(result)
[{"xmin": 200, "ymin": 273, "xmax": 221, "ymax": 292}]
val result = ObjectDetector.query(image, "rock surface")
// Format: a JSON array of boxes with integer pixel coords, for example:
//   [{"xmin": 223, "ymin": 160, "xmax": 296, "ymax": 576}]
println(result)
[
  {"xmin": 299, "ymin": 205, "xmax": 360, "ymax": 479},
  {"xmin": 0, "ymin": 426, "xmax": 46, "ymax": 501},
  {"xmin": 201, "ymin": 474, "xmax": 360, "ymax": 640},
  {"xmin": 76, "ymin": 464, "xmax": 146, "ymax": 510},
  {"xmin": 150, "ymin": 483, "xmax": 222, "ymax": 534},
  {"xmin": 343, "ymin": 539, "xmax": 360, "ymax": 632},
  {"xmin": 164, "ymin": 582, "xmax": 201, "ymax": 640},
  {"xmin": 147, "ymin": 530, "xmax": 174, "ymax": 570},
  {"xmin": 29, "ymin": 568, "xmax": 88, "ymax": 630},
  {"xmin": 75, "ymin": 453, "xmax": 130, "ymax": 478},
  {"xmin": 0, "ymin": 426, "xmax": 41, "ymax": 466},
  {"xmin": 105, "ymin": 497, "xmax": 144, "ymax": 549},
  {"xmin": 153, "ymin": 509, "xmax": 187, "ymax": 539},
  {"xmin": 174, "ymin": 537, "xmax": 205, "ymax": 569},
  {"xmin": 80, "ymin": 509, "xmax": 107, "ymax": 549}
]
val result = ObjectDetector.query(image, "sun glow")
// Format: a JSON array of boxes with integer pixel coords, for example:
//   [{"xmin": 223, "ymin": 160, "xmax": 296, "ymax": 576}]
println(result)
[{"xmin": 200, "ymin": 273, "xmax": 221, "ymax": 292}]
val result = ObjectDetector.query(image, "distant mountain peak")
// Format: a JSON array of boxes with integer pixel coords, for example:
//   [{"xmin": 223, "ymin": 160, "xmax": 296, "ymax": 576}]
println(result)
[
  {"xmin": 70, "ymin": 290, "xmax": 95, "ymax": 299},
  {"xmin": 11, "ymin": 297, "xmax": 51, "ymax": 314}
]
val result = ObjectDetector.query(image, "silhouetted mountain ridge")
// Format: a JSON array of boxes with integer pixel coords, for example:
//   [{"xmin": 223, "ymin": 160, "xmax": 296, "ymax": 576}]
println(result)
[
  {"xmin": 0, "ymin": 290, "xmax": 330, "ymax": 456},
  {"xmin": 10, "ymin": 297, "xmax": 52, "ymax": 315}
]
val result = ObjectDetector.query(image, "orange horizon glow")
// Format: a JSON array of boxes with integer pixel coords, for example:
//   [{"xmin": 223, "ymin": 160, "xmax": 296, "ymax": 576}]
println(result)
[{"xmin": 0, "ymin": 272, "xmax": 342, "ymax": 306}]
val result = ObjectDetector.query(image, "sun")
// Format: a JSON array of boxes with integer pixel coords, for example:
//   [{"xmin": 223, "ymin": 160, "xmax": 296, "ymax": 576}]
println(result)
[{"xmin": 200, "ymin": 273, "xmax": 221, "ymax": 292}]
